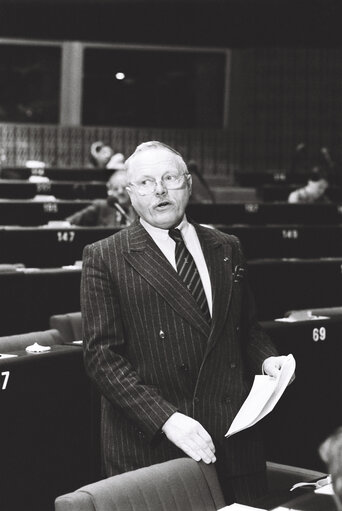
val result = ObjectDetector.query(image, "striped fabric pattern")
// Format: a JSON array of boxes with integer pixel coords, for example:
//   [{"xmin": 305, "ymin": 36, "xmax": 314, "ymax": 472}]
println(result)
[
  {"xmin": 81, "ymin": 219, "xmax": 278, "ymax": 490},
  {"xmin": 168, "ymin": 227, "xmax": 210, "ymax": 323}
]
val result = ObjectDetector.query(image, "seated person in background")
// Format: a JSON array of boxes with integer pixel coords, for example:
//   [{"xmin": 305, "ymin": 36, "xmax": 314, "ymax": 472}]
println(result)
[
  {"xmin": 90, "ymin": 141, "xmax": 125, "ymax": 170},
  {"xmin": 288, "ymin": 167, "xmax": 330, "ymax": 203},
  {"xmin": 66, "ymin": 169, "xmax": 135, "ymax": 227},
  {"xmin": 319, "ymin": 427, "xmax": 342, "ymax": 510}
]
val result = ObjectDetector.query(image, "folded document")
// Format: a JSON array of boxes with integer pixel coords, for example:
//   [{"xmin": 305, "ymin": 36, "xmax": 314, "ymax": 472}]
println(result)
[{"xmin": 226, "ymin": 354, "xmax": 296, "ymax": 437}]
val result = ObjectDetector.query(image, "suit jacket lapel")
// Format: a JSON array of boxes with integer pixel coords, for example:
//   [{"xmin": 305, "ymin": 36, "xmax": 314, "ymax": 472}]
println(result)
[
  {"xmin": 194, "ymin": 223, "xmax": 234, "ymax": 351},
  {"xmin": 123, "ymin": 221, "xmax": 211, "ymax": 337}
]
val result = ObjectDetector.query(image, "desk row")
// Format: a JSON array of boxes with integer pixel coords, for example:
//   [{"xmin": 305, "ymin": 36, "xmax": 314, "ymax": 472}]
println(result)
[
  {"xmin": 1, "ymin": 225, "xmax": 342, "ymax": 268},
  {"xmin": 0, "ymin": 316, "xmax": 341, "ymax": 509},
  {"xmin": 1, "ymin": 200, "xmax": 342, "ymax": 225},
  {"xmin": 0, "ymin": 166, "xmax": 112, "ymax": 181},
  {"xmin": 0, "ymin": 179, "xmax": 107, "ymax": 199},
  {"xmin": 1, "ymin": 258, "xmax": 341, "ymax": 336}
]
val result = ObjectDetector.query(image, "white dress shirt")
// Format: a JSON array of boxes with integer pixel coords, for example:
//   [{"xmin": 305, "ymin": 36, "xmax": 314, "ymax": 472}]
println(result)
[{"xmin": 140, "ymin": 216, "xmax": 213, "ymax": 316}]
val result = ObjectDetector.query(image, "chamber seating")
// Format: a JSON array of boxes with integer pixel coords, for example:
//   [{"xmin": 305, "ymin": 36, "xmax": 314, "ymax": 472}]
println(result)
[
  {"xmin": 235, "ymin": 171, "xmax": 309, "ymax": 187},
  {"xmin": 50, "ymin": 312, "xmax": 82, "ymax": 342},
  {"xmin": 261, "ymin": 316, "xmax": 342, "ymax": 470},
  {"xmin": 1, "ymin": 222, "xmax": 342, "ymax": 269},
  {"xmin": 0, "ymin": 268, "xmax": 81, "ymax": 336},
  {"xmin": 284, "ymin": 305, "xmax": 342, "ymax": 318},
  {"xmin": 188, "ymin": 202, "xmax": 342, "ymax": 225},
  {"xmin": 0, "ymin": 226, "xmax": 117, "ymax": 268},
  {"xmin": 55, "ymin": 458, "xmax": 225, "ymax": 511},
  {"xmin": 0, "ymin": 344, "xmax": 97, "ymax": 511},
  {"xmin": 1, "ymin": 258, "xmax": 342, "ymax": 335},
  {"xmin": 249, "ymin": 257, "xmax": 342, "ymax": 320},
  {"xmin": 0, "ymin": 199, "xmax": 92, "ymax": 225},
  {"xmin": 0, "ymin": 179, "xmax": 107, "ymax": 200},
  {"xmin": 1, "ymin": 200, "xmax": 341, "ymax": 226},
  {"xmin": 54, "ymin": 456, "xmax": 329, "ymax": 511},
  {"xmin": 1, "ymin": 166, "xmax": 112, "ymax": 181},
  {"xmin": 0, "ymin": 328, "xmax": 63, "ymax": 353},
  {"xmin": 221, "ymin": 224, "xmax": 342, "ymax": 259}
]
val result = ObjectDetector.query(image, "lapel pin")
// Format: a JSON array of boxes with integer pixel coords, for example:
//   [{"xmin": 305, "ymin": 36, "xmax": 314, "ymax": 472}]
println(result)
[{"xmin": 223, "ymin": 257, "xmax": 230, "ymax": 262}]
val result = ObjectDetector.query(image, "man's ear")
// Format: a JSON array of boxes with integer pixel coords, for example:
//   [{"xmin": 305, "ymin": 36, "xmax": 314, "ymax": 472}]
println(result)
[
  {"xmin": 187, "ymin": 174, "xmax": 192, "ymax": 195},
  {"xmin": 126, "ymin": 186, "xmax": 134, "ymax": 202}
]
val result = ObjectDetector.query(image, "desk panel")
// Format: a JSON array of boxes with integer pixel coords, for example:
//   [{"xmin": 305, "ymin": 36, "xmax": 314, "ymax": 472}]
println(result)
[
  {"xmin": 1, "ymin": 200, "xmax": 342, "ymax": 226},
  {"xmin": 1, "ymin": 166, "xmax": 111, "ymax": 182},
  {"xmin": 249, "ymin": 258, "xmax": 342, "ymax": 320},
  {"xmin": 0, "ymin": 199, "xmax": 92, "ymax": 225},
  {"xmin": 235, "ymin": 171, "xmax": 309, "ymax": 187},
  {"xmin": 2, "ymin": 224, "xmax": 342, "ymax": 268},
  {"xmin": 221, "ymin": 225, "xmax": 342, "ymax": 259},
  {"xmin": 1, "ymin": 258, "xmax": 341, "ymax": 334},
  {"xmin": 187, "ymin": 202, "xmax": 342, "ymax": 225},
  {"xmin": 0, "ymin": 346, "xmax": 100, "ymax": 511},
  {"xmin": 0, "ymin": 180, "xmax": 107, "ymax": 200},
  {"xmin": 262, "ymin": 318, "xmax": 342, "ymax": 471},
  {"xmin": 0, "ymin": 227, "xmax": 117, "ymax": 267},
  {"xmin": 0, "ymin": 268, "xmax": 81, "ymax": 335}
]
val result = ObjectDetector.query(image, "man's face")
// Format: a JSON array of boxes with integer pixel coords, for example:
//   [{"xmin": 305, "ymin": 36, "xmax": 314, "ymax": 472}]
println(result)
[
  {"xmin": 107, "ymin": 171, "xmax": 130, "ymax": 206},
  {"xmin": 127, "ymin": 148, "xmax": 192, "ymax": 229}
]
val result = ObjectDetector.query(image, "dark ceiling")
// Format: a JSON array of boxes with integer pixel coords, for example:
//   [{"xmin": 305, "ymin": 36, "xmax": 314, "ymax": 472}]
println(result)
[{"xmin": 0, "ymin": 0, "xmax": 342, "ymax": 47}]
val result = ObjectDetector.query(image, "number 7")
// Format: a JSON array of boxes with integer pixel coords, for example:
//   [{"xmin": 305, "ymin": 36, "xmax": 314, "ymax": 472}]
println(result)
[{"xmin": 1, "ymin": 371, "xmax": 10, "ymax": 390}]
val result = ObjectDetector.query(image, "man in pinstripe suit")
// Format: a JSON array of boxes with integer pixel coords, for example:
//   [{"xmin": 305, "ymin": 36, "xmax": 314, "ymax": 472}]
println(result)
[{"xmin": 81, "ymin": 141, "xmax": 290, "ymax": 505}]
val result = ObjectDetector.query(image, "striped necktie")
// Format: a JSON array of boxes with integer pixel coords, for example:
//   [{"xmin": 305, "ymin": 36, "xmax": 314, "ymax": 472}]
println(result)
[{"xmin": 169, "ymin": 228, "xmax": 211, "ymax": 323}]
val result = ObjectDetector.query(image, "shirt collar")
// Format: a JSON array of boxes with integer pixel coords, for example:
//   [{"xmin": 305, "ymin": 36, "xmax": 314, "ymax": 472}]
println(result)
[{"xmin": 140, "ymin": 215, "xmax": 189, "ymax": 240}]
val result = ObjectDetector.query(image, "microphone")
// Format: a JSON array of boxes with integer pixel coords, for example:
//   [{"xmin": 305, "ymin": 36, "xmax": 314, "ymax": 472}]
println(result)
[
  {"xmin": 320, "ymin": 147, "xmax": 335, "ymax": 169},
  {"xmin": 107, "ymin": 196, "xmax": 131, "ymax": 223},
  {"xmin": 187, "ymin": 160, "xmax": 216, "ymax": 203},
  {"xmin": 291, "ymin": 142, "xmax": 307, "ymax": 174}
]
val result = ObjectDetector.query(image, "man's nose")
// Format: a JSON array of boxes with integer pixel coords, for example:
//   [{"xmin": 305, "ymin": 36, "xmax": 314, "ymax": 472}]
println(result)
[{"xmin": 154, "ymin": 179, "xmax": 167, "ymax": 194}]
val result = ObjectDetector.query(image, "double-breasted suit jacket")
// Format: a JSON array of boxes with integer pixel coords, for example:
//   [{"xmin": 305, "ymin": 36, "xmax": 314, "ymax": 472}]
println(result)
[{"xmin": 81, "ymin": 219, "xmax": 278, "ymax": 478}]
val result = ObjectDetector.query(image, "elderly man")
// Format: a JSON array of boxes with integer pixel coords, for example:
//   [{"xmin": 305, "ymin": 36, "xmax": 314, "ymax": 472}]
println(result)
[
  {"xmin": 66, "ymin": 169, "xmax": 135, "ymax": 227},
  {"xmin": 81, "ymin": 141, "xmax": 288, "ymax": 505}
]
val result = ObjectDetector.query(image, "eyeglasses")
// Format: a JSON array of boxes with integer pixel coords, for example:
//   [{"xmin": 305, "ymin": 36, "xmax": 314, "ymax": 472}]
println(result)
[{"xmin": 128, "ymin": 172, "xmax": 189, "ymax": 196}]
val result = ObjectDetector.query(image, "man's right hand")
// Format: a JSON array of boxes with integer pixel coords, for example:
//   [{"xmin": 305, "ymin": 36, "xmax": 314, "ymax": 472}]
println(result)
[{"xmin": 161, "ymin": 412, "xmax": 216, "ymax": 464}]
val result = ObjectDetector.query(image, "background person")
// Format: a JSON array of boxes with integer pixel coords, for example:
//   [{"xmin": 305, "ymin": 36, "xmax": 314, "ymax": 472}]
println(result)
[
  {"xmin": 288, "ymin": 167, "xmax": 330, "ymax": 203},
  {"xmin": 89, "ymin": 140, "xmax": 125, "ymax": 170},
  {"xmin": 81, "ymin": 140, "xmax": 292, "ymax": 506},
  {"xmin": 66, "ymin": 169, "xmax": 135, "ymax": 227},
  {"xmin": 319, "ymin": 427, "xmax": 342, "ymax": 510}
]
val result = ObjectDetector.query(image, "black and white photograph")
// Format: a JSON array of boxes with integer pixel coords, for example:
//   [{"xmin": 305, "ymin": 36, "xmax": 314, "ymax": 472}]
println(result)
[{"xmin": 0, "ymin": 1, "xmax": 341, "ymax": 510}]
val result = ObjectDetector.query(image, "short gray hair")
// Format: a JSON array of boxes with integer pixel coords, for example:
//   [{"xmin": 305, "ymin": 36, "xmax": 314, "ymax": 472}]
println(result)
[{"xmin": 125, "ymin": 141, "xmax": 188, "ymax": 174}]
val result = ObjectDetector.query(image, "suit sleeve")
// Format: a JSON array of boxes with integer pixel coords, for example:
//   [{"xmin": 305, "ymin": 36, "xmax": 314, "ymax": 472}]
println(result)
[
  {"xmin": 233, "ymin": 236, "xmax": 279, "ymax": 374},
  {"xmin": 81, "ymin": 243, "xmax": 177, "ymax": 441}
]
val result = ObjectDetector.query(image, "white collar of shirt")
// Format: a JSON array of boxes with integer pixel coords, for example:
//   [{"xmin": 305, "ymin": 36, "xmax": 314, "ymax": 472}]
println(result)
[{"xmin": 139, "ymin": 216, "xmax": 212, "ymax": 315}]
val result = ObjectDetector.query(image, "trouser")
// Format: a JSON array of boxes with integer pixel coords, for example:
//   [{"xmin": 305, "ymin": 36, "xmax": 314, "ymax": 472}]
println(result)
[{"xmin": 214, "ymin": 439, "xmax": 268, "ymax": 505}]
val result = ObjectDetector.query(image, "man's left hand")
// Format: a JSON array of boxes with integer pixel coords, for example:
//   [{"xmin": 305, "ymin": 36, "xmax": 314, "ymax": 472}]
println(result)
[{"xmin": 262, "ymin": 355, "xmax": 296, "ymax": 384}]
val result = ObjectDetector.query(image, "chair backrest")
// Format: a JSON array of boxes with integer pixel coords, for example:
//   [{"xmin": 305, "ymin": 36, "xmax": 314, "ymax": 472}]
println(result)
[
  {"xmin": 50, "ymin": 312, "xmax": 82, "ymax": 342},
  {"xmin": 0, "ymin": 329, "xmax": 63, "ymax": 353},
  {"xmin": 55, "ymin": 458, "xmax": 225, "ymax": 511}
]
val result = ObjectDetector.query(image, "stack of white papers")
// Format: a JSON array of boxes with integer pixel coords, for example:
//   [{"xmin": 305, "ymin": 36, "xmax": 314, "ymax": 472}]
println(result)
[{"xmin": 226, "ymin": 354, "xmax": 296, "ymax": 438}]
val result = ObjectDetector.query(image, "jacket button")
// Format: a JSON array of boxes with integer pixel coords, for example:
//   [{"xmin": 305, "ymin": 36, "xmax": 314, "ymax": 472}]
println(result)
[
  {"xmin": 180, "ymin": 363, "xmax": 189, "ymax": 372},
  {"xmin": 230, "ymin": 362, "xmax": 237, "ymax": 369},
  {"xmin": 236, "ymin": 326, "xmax": 240, "ymax": 333},
  {"xmin": 224, "ymin": 395, "xmax": 231, "ymax": 404},
  {"xmin": 138, "ymin": 430, "xmax": 145, "ymax": 438},
  {"xmin": 194, "ymin": 396, "xmax": 199, "ymax": 404},
  {"xmin": 159, "ymin": 330, "xmax": 165, "ymax": 339}
]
